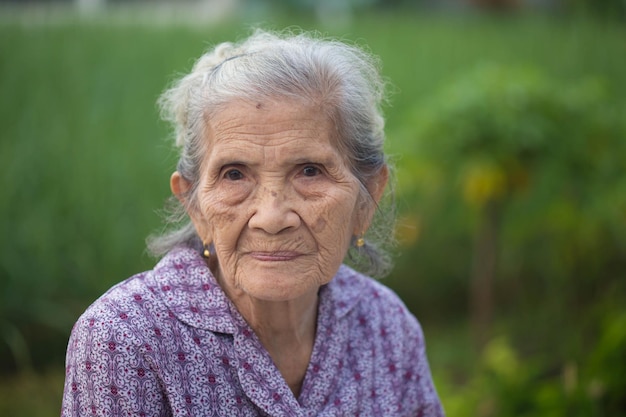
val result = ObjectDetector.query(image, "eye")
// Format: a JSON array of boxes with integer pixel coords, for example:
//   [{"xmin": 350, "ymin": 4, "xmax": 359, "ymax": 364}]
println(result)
[
  {"xmin": 224, "ymin": 168, "xmax": 244, "ymax": 181},
  {"xmin": 302, "ymin": 165, "xmax": 321, "ymax": 177}
]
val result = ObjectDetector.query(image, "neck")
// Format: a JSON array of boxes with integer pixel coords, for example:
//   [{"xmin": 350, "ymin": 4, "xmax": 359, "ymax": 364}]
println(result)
[
  {"xmin": 242, "ymin": 294, "xmax": 317, "ymax": 333},
  {"xmin": 225, "ymin": 286, "xmax": 319, "ymax": 397}
]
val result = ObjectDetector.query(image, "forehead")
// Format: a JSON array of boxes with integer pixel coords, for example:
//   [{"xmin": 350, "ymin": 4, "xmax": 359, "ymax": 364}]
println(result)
[{"xmin": 204, "ymin": 98, "xmax": 343, "ymax": 163}]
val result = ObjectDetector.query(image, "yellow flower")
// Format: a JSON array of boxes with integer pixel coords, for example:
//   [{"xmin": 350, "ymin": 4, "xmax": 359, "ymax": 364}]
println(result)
[{"xmin": 462, "ymin": 162, "xmax": 507, "ymax": 208}]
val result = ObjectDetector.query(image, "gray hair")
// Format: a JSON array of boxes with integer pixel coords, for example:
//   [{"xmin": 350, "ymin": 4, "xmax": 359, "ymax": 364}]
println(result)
[{"xmin": 148, "ymin": 28, "xmax": 396, "ymax": 278}]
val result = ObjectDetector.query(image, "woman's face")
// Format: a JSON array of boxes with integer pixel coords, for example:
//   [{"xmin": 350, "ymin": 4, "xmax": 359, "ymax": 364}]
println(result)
[{"xmin": 182, "ymin": 99, "xmax": 377, "ymax": 302}]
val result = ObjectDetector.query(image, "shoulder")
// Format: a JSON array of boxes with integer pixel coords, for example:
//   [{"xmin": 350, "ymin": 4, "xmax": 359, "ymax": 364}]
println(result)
[
  {"xmin": 81, "ymin": 268, "xmax": 157, "ymax": 320},
  {"xmin": 321, "ymin": 266, "xmax": 444, "ymax": 415},
  {"xmin": 66, "ymin": 245, "xmax": 229, "ymax": 357},
  {"xmin": 67, "ymin": 271, "xmax": 160, "ymax": 355},
  {"xmin": 332, "ymin": 265, "xmax": 417, "ymax": 324},
  {"xmin": 71, "ymin": 246, "xmax": 203, "ymax": 339},
  {"xmin": 63, "ymin": 271, "xmax": 172, "ymax": 416},
  {"xmin": 327, "ymin": 265, "xmax": 425, "ymax": 350}
]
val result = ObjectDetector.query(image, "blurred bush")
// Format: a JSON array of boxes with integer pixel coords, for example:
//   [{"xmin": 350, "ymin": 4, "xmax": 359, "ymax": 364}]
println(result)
[
  {"xmin": 435, "ymin": 310, "xmax": 626, "ymax": 416},
  {"xmin": 401, "ymin": 63, "xmax": 624, "ymax": 333},
  {"xmin": 390, "ymin": 62, "xmax": 626, "ymax": 416},
  {"xmin": 566, "ymin": 0, "xmax": 626, "ymax": 19}
]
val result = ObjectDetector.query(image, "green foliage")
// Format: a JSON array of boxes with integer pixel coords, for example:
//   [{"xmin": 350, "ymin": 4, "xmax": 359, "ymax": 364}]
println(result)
[
  {"xmin": 392, "ymin": 48, "xmax": 626, "ymax": 417},
  {"xmin": 406, "ymin": 62, "xmax": 626, "ymax": 239},
  {"xmin": 433, "ymin": 312, "xmax": 626, "ymax": 417},
  {"xmin": 566, "ymin": 0, "xmax": 626, "ymax": 19},
  {"xmin": 390, "ymin": 59, "xmax": 626, "ymax": 313},
  {"xmin": 0, "ymin": 370, "xmax": 64, "ymax": 417}
]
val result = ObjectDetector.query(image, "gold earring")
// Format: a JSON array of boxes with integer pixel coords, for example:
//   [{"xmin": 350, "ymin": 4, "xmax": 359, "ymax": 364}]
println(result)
[
  {"xmin": 355, "ymin": 234, "xmax": 365, "ymax": 248},
  {"xmin": 202, "ymin": 241, "xmax": 211, "ymax": 259}
]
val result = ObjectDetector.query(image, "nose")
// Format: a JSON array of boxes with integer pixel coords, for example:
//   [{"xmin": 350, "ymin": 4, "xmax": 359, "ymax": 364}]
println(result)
[{"xmin": 248, "ymin": 187, "xmax": 301, "ymax": 235}]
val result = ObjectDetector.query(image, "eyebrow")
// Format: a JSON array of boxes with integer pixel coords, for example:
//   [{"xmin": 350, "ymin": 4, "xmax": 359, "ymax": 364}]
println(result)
[
  {"xmin": 206, "ymin": 138, "xmax": 344, "ymax": 169},
  {"xmin": 207, "ymin": 153, "xmax": 341, "ymax": 171}
]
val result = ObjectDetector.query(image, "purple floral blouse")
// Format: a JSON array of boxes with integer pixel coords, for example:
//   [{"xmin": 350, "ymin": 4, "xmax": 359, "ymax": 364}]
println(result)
[{"xmin": 62, "ymin": 246, "xmax": 444, "ymax": 416}]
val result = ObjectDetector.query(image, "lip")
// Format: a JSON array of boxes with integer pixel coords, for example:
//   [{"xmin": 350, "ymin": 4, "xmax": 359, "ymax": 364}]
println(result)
[{"xmin": 248, "ymin": 251, "xmax": 303, "ymax": 262}]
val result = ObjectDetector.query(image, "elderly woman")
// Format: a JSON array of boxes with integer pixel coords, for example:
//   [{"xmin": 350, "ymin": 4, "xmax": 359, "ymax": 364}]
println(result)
[{"xmin": 62, "ymin": 29, "xmax": 444, "ymax": 416}]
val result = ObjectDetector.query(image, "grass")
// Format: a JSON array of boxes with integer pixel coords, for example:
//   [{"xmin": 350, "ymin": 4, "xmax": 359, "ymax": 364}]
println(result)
[{"xmin": 0, "ymin": 369, "xmax": 65, "ymax": 417}]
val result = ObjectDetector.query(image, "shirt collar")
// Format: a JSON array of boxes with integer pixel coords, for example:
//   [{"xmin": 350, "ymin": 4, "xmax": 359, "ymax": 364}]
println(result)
[
  {"xmin": 147, "ymin": 246, "xmax": 239, "ymax": 334},
  {"xmin": 147, "ymin": 246, "xmax": 368, "ymax": 333}
]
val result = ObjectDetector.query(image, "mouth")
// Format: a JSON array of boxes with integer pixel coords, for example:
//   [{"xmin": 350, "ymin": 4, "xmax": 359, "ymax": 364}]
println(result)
[{"xmin": 248, "ymin": 251, "xmax": 303, "ymax": 262}]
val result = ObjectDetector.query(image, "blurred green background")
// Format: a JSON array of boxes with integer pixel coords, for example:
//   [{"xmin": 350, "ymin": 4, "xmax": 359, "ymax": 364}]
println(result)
[{"xmin": 1, "ymin": 0, "xmax": 625, "ymax": 415}]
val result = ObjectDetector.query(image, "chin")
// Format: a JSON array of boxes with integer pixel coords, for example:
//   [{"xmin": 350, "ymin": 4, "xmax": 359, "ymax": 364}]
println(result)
[
  {"xmin": 234, "ymin": 265, "xmax": 325, "ymax": 302},
  {"xmin": 243, "ymin": 280, "xmax": 317, "ymax": 303}
]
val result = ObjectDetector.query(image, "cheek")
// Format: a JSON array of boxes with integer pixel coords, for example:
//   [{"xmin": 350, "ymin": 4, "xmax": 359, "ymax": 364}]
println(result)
[
  {"xmin": 311, "ymin": 217, "xmax": 327, "ymax": 233},
  {"xmin": 195, "ymin": 190, "xmax": 244, "ymax": 243},
  {"xmin": 307, "ymin": 192, "xmax": 359, "ymax": 249},
  {"xmin": 212, "ymin": 206, "xmax": 238, "ymax": 225}
]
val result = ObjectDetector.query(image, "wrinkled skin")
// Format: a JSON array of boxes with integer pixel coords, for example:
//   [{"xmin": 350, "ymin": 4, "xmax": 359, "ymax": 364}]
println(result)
[
  {"xmin": 174, "ymin": 98, "xmax": 386, "ymax": 304},
  {"xmin": 170, "ymin": 97, "xmax": 387, "ymax": 394}
]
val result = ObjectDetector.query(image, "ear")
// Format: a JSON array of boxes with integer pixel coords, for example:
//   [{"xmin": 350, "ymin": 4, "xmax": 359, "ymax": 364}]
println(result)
[
  {"xmin": 369, "ymin": 164, "xmax": 389, "ymax": 206},
  {"xmin": 355, "ymin": 164, "xmax": 389, "ymax": 234},
  {"xmin": 170, "ymin": 171, "xmax": 192, "ymax": 203},
  {"xmin": 170, "ymin": 171, "xmax": 209, "ymax": 240}
]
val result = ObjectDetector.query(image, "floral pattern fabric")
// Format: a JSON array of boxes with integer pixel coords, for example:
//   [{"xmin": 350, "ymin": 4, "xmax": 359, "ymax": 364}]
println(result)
[{"xmin": 62, "ymin": 246, "xmax": 444, "ymax": 416}]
